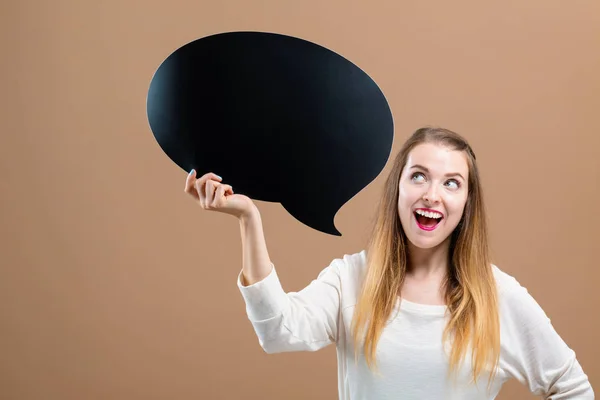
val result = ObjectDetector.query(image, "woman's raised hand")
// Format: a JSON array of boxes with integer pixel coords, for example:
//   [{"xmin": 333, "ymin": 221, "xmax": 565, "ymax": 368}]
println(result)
[{"xmin": 184, "ymin": 170, "xmax": 257, "ymax": 219}]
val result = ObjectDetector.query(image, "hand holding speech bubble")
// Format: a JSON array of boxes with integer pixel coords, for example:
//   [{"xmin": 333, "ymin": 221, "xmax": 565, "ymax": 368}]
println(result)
[{"xmin": 146, "ymin": 31, "xmax": 394, "ymax": 236}]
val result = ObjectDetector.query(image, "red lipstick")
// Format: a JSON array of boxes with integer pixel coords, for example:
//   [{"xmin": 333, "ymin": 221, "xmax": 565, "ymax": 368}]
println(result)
[{"xmin": 413, "ymin": 208, "xmax": 444, "ymax": 231}]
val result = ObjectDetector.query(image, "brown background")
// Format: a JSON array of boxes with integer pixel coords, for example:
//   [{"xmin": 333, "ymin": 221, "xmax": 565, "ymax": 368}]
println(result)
[{"xmin": 2, "ymin": 0, "xmax": 599, "ymax": 399}]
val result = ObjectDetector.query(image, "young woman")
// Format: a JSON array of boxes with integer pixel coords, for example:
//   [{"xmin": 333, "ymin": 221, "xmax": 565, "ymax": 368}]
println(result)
[{"xmin": 184, "ymin": 127, "xmax": 594, "ymax": 399}]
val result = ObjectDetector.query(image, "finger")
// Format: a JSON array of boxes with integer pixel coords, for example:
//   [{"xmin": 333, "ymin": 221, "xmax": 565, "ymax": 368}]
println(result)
[
  {"xmin": 185, "ymin": 169, "xmax": 199, "ymax": 199},
  {"xmin": 197, "ymin": 172, "xmax": 222, "ymax": 206},
  {"xmin": 197, "ymin": 172, "xmax": 223, "ymax": 189},
  {"xmin": 195, "ymin": 179, "xmax": 206, "ymax": 207},
  {"xmin": 219, "ymin": 184, "xmax": 233, "ymax": 198},
  {"xmin": 204, "ymin": 180, "xmax": 216, "ymax": 208},
  {"xmin": 211, "ymin": 184, "xmax": 226, "ymax": 208}
]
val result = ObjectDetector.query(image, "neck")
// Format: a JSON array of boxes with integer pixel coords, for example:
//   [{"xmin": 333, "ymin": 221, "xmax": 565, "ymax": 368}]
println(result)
[{"xmin": 406, "ymin": 238, "xmax": 451, "ymax": 281}]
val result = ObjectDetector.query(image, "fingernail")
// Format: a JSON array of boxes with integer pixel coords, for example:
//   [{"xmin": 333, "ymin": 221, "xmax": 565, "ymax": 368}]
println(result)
[
  {"xmin": 190, "ymin": 169, "xmax": 195, "ymax": 174},
  {"xmin": 216, "ymin": 174, "xmax": 222, "ymax": 180}
]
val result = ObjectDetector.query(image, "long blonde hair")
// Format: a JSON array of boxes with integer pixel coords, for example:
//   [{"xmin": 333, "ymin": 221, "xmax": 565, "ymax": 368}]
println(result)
[{"xmin": 351, "ymin": 126, "xmax": 500, "ymax": 389}]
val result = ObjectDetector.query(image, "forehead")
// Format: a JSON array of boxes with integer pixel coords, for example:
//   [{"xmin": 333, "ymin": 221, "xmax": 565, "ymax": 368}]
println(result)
[{"xmin": 404, "ymin": 143, "xmax": 469, "ymax": 176}]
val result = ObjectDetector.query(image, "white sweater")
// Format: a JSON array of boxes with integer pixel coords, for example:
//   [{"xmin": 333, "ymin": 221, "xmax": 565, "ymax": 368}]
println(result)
[{"xmin": 237, "ymin": 250, "xmax": 594, "ymax": 399}]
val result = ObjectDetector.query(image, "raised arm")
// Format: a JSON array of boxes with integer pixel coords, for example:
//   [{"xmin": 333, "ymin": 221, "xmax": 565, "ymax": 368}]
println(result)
[
  {"xmin": 185, "ymin": 170, "xmax": 342, "ymax": 354},
  {"xmin": 238, "ymin": 206, "xmax": 273, "ymax": 286},
  {"xmin": 236, "ymin": 209, "xmax": 342, "ymax": 354}
]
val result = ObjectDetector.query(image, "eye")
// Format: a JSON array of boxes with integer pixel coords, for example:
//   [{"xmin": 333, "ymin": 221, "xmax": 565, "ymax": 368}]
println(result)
[
  {"xmin": 445, "ymin": 179, "xmax": 460, "ymax": 189},
  {"xmin": 411, "ymin": 172, "xmax": 426, "ymax": 183}
]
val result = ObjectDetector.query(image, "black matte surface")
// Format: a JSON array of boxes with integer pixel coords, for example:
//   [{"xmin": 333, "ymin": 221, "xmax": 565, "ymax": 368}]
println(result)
[{"xmin": 147, "ymin": 31, "xmax": 394, "ymax": 236}]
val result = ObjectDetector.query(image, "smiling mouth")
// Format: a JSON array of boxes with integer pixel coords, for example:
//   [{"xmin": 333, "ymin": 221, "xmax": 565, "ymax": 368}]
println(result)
[{"xmin": 414, "ymin": 211, "xmax": 443, "ymax": 231}]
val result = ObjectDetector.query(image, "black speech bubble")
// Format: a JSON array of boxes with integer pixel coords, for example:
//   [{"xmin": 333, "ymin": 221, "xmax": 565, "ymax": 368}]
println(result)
[{"xmin": 147, "ymin": 31, "xmax": 394, "ymax": 236}]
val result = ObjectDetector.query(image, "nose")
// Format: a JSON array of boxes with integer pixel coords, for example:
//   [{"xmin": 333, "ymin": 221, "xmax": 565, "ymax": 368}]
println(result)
[{"xmin": 423, "ymin": 185, "xmax": 440, "ymax": 204}]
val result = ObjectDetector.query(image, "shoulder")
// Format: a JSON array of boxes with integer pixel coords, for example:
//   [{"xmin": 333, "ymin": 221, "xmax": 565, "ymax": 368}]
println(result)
[
  {"xmin": 490, "ymin": 263, "xmax": 522, "ymax": 295},
  {"xmin": 335, "ymin": 249, "xmax": 368, "ymax": 277},
  {"xmin": 491, "ymin": 264, "xmax": 551, "ymax": 326},
  {"xmin": 320, "ymin": 250, "xmax": 367, "ymax": 305},
  {"xmin": 325, "ymin": 249, "xmax": 368, "ymax": 280}
]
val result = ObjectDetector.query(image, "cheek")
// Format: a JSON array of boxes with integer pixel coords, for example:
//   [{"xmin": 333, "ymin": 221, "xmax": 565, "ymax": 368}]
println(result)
[
  {"xmin": 398, "ymin": 185, "xmax": 422, "ymax": 225},
  {"xmin": 398, "ymin": 183, "xmax": 418, "ymax": 206},
  {"xmin": 445, "ymin": 195, "xmax": 468, "ymax": 221}
]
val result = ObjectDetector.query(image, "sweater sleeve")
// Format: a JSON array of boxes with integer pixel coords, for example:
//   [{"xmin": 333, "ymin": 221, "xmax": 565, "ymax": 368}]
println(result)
[
  {"xmin": 236, "ymin": 259, "xmax": 342, "ymax": 354},
  {"xmin": 499, "ymin": 283, "xmax": 594, "ymax": 399}
]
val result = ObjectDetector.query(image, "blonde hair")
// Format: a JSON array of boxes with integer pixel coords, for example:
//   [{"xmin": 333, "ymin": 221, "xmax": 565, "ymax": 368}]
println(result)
[{"xmin": 351, "ymin": 126, "xmax": 500, "ymax": 390}]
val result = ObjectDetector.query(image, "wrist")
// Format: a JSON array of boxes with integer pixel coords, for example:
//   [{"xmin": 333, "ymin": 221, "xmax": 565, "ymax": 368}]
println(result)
[{"xmin": 239, "ymin": 205, "xmax": 260, "ymax": 225}]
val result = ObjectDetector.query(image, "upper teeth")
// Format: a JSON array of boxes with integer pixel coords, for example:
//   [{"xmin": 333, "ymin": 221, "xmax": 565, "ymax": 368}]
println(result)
[{"xmin": 416, "ymin": 209, "xmax": 442, "ymax": 219}]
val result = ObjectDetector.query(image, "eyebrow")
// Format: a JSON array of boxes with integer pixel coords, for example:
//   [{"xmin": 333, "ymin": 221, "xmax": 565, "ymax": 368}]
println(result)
[{"xmin": 410, "ymin": 164, "xmax": 465, "ymax": 180}]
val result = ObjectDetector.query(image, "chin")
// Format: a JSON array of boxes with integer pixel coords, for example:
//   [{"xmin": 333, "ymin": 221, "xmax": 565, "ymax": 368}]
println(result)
[
  {"xmin": 406, "ymin": 236, "xmax": 446, "ymax": 250},
  {"xmin": 400, "ymin": 214, "xmax": 446, "ymax": 249}
]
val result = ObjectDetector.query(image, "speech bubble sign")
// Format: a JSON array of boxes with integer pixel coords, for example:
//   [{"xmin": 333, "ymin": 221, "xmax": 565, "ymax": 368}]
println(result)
[{"xmin": 147, "ymin": 31, "xmax": 394, "ymax": 236}]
